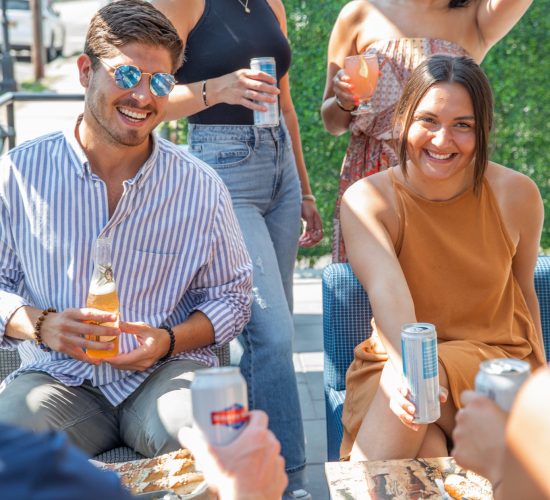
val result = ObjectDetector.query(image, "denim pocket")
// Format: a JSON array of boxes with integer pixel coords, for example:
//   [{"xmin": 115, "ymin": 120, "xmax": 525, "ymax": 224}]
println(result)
[{"xmin": 190, "ymin": 141, "xmax": 252, "ymax": 169}]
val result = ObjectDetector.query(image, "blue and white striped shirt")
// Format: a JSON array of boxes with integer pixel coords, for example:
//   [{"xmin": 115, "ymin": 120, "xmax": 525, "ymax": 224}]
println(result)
[{"xmin": 0, "ymin": 127, "xmax": 252, "ymax": 405}]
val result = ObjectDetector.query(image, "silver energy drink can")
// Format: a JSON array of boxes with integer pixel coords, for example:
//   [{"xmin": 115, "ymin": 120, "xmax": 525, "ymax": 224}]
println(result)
[
  {"xmin": 250, "ymin": 56, "xmax": 279, "ymax": 127},
  {"xmin": 401, "ymin": 323, "xmax": 441, "ymax": 423},
  {"xmin": 191, "ymin": 366, "xmax": 249, "ymax": 446},
  {"xmin": 475, "ymin": 358, "xmax": 531, "ymax": 411}
]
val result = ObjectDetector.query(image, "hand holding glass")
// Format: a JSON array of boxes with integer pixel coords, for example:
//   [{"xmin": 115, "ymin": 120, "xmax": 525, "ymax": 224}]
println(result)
[{"xmin": 344, "ymin": 54, "xmax": 379, "ymax": 115}]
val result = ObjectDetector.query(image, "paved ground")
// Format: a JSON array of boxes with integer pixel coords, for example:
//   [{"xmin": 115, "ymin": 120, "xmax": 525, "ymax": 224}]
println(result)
[
  {"xmin": 1, "ymin": 3, "xmax": 332, "ymax": 493},
  {"xmin": 293, "ymin": 277, "xmax": 329, "ymax": 498}
]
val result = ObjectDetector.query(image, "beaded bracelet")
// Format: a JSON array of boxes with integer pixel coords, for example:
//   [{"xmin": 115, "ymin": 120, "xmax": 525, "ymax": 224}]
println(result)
[
  {"xmin": 334, "ymin": 95, "xmax": 356, "ymax": 112},
  {"xmin": 201, "ymin": 80, "xmax": 209, "ymax": 107},
  {"xmin": 34, "ymin": 307, "xmax": 56, "ymax": 352},
  {"xmin": 159, "ymin": 325, "xmax": 176, "ymax": 362}
]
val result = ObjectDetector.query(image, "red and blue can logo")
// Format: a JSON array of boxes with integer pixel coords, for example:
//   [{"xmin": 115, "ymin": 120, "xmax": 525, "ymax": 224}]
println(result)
[{"xmin": 210, "ymin": 403, "xmax": 249, "ymax": 430}]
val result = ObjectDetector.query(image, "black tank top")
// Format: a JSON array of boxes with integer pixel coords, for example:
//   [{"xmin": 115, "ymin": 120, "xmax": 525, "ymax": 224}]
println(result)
[{"xmin": 174, "ymin": 0, "xmax": 291, "ymax": 125}]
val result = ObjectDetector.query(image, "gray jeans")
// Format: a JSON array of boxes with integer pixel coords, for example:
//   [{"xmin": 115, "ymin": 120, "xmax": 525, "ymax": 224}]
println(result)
[{"xmin": 0, "ymin": 360, "xmax": 205, "ymax": 457}]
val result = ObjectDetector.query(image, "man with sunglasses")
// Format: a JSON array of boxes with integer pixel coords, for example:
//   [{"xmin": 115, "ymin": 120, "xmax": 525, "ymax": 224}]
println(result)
[{"xmin": 0, "ymin": 0, "xmax": 253, "ymax": 468}]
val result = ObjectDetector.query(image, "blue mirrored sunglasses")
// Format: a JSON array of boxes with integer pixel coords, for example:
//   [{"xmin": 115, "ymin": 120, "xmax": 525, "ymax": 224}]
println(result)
[{"xmin": 100, "ymin": 59, "xmax": 176, "ymax": 97}]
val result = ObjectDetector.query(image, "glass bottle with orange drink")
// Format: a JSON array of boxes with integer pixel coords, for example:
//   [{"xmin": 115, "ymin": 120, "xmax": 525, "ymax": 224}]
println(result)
[{"xmin": 86, "ymin": 237, "xmax": 119, "ymax": 359}]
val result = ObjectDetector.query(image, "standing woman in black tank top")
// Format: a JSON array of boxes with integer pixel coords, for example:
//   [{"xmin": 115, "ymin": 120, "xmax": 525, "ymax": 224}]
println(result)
[{"xmin": 153, "ymin": 0, "xmax": 322, "ymax": 497}]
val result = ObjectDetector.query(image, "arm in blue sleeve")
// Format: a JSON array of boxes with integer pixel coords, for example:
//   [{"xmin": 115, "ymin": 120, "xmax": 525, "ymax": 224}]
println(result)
[
  {"xmin": 191, "ymin": 186, "xmax": 253, "ymax": 346},
  {"xmin": 0, "ymin": 424, "xmax": 134, "ymax": 500},
  {"xmin": 0, "ymin": 193, "xmax": 29, "ymax": 348}
]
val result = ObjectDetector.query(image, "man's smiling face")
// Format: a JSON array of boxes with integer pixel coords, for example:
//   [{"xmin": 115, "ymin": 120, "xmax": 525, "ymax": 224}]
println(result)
[{"xmin": 79, "ymin": 42, "xmax": 172, "ymax": 148}]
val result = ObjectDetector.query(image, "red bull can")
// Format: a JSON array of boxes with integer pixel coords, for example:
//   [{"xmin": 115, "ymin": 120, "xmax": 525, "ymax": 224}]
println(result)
[
  {"xmin": 401, "ymin": 323, "xmax": 441, "ymax": 423},
  {"xmin": 191, "ymin": 367, "xmax": 249, "ymax": 446},
  {"xmin": 475, "ymin": 358, "xmax": 531, "ymax": 411},
  {"xmin": 250, "ymin": 56, "xmax": 279, "ymax": 127}
]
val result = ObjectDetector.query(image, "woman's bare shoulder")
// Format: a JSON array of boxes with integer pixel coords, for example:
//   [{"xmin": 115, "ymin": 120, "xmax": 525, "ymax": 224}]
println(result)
[
  {"xmin": 485, "ymin": 161, "xmax": 540, "ymax": 199},
  {"xmin": 342, "ymin": 170, "xmax": 397, "ymax": 226},
  {"xmin": 336, "ymin": 0, "xmax": 373, "ymax": 27},
  {"xmin": 152, "ymin": 0, "xmax": 204, "ymax": 39},
  {"xmin": 265, "ymin": 0, "xmax": 286, "ymax": 24},
  {"xmin": 344, "ymin": 169, "xmax": 393, "ymax": 202},
  {"xmin": 341, "ymin": 169, "xmax": 402, "ymax": 259},
  {"xmin": 485, "ymin": 161, "xmax": 542, "ymax": 231}
]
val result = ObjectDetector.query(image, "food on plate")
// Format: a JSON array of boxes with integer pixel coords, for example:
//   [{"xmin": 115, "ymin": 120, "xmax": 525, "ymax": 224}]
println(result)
[
  {"xmin": 444, "ymin": 472, "xmax": 493, "ymax": 500},
  {"xmin": 98, "ymin": 448, "xmax": 205, "ymax": 495}
]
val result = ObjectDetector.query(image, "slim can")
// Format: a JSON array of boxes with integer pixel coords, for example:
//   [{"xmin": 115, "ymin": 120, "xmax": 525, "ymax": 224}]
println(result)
[
  {"xmin": 250, "ymin": 56, "xmax": 279, "ymax": 127},
  {"xmin": 191, "ymin": 367, "xmax": 249, "ymax": 446},
  {"xmin": 401, "ymin": 323, "xmax": 440, "ymax": 423},
  {"xmin": 475, "ymin": 358, "xmax": 531, "ymax": 411}
]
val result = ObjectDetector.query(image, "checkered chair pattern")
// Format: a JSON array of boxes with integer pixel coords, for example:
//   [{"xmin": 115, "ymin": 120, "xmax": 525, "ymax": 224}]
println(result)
[
  {"xmin": 323, "ymin": 256, "xmax": 550, "ymax": 461},
  {"xmin": 0, "ymin": 343, "xmax": 230, "ymax": 463}
]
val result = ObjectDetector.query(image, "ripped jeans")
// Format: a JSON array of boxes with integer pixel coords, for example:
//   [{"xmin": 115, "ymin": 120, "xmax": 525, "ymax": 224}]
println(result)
[{"xmin": 188, "ymin": 122, "xmax": 305, "ymax": 475}]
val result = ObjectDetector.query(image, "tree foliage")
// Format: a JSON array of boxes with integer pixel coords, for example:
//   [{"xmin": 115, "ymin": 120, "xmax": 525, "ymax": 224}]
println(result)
[
  {"xmin": 481, "ymin": 2, "xmax": 550, "ymax": 249},
  {"xmin": 284, "ymin": 0, "xmax": 550, "ymax": 259},
  {"xmin": 173, "ymin": 1, "xmax": 549, "ymax": 258}
]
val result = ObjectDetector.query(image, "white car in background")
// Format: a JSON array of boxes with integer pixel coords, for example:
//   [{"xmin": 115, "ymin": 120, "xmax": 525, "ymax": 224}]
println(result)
[{"xmin": 6, "ymin": 0, "xmax": 66, "ymax": 62}]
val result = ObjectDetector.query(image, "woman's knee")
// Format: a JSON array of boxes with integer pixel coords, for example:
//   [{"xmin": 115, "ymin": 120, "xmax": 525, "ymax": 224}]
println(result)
[{"xmin": 417, "ymin": 423, "xmax": 448, "ymax": 458}]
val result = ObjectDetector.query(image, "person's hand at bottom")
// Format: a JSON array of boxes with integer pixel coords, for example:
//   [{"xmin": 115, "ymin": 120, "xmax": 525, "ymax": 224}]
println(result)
[
  {"xmin": 178, "ymin": 410, "xmax": 288, "ymax": 500},
  {"xmin": 451, "ymin": 390, "xmax": 507, "ymax": 485}
]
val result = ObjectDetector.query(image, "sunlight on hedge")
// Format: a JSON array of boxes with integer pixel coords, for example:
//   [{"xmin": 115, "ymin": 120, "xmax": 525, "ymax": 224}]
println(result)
[
  {"xmin": 286, "ymin": 0, "xmax": 549, "ymax": 260},
  {"xmin": 172, "ymin": 1, "xmax": 549, "ymax": 261}
]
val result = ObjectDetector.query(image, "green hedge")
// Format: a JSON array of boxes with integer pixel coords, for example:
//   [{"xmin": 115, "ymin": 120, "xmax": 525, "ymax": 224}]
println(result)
[
  {"xmin": 286, "ymin": 0, "xmax": 346, "ymax": 261},
  {"xmin": 173, "ymin": 1, "xmax": 549, "ymax": 259},
  {"xmin": 481, "ymin": 2, "xmax": 550, "ymax": 250},
  {"xmin": 286, "ymin": 0, "xmax": 550, "ymax": 259}
]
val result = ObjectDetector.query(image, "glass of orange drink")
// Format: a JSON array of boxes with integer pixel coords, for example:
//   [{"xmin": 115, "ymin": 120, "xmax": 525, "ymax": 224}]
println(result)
[{"xmin": 344, "ymin": 54, "xmax": 379, "ymax": 115}]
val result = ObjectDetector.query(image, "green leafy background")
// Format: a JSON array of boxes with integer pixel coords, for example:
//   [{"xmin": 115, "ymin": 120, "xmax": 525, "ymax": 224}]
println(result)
[
  {"xmin": 290, "ymin": 0, "xmax": 550, "ymax": 260},
  {"xmin": 174, "ymin": 1, "xmax": 550, "ymax": 260}
]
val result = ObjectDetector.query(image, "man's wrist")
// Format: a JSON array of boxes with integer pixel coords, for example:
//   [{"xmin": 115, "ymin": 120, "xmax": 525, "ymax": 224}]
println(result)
[
  {"xmin": 33, "ymin": 307, "xmax": 57, "ymax": 352},
  {"xmin": 6, "ymin": 304, "xmax": 43, "ymax": 342},
  {"xmin": 159, "ymin": 325, "xmax": 176, "ymax": 361}
]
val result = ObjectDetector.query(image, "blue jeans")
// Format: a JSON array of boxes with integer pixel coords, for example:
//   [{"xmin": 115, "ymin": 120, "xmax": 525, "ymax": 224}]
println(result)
[{"xmin": 188, "ymin": 122, "xmax": 306, "ymax": 476}]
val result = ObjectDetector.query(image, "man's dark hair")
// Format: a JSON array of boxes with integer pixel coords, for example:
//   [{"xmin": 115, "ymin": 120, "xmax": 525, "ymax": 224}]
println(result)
[{"xmin": 84, "ymin": 0, "xmax": 184, "ymax": 72}]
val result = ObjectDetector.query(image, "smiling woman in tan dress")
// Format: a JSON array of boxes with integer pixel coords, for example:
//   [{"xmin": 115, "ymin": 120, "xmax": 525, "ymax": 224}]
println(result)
[{"xmin": 339, "ymin": 55, "xmax": 545, "ymax": 462}]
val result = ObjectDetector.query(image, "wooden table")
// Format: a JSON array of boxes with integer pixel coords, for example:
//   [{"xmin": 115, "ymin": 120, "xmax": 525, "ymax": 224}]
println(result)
[{"xmin": 325, "ymin": 456, "xmax": 493, "ymax": 499}]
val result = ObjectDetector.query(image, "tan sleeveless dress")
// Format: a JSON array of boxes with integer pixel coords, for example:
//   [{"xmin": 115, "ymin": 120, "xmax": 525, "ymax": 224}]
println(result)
[{"xmin": 340, "ymin": 172, "xmax": 546, "ymax": 458}]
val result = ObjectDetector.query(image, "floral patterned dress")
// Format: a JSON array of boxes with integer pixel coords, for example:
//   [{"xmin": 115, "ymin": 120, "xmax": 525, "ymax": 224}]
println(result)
[{"xmin": 332, "ymin": 38, "xmax": 468, "ymax": 262}]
